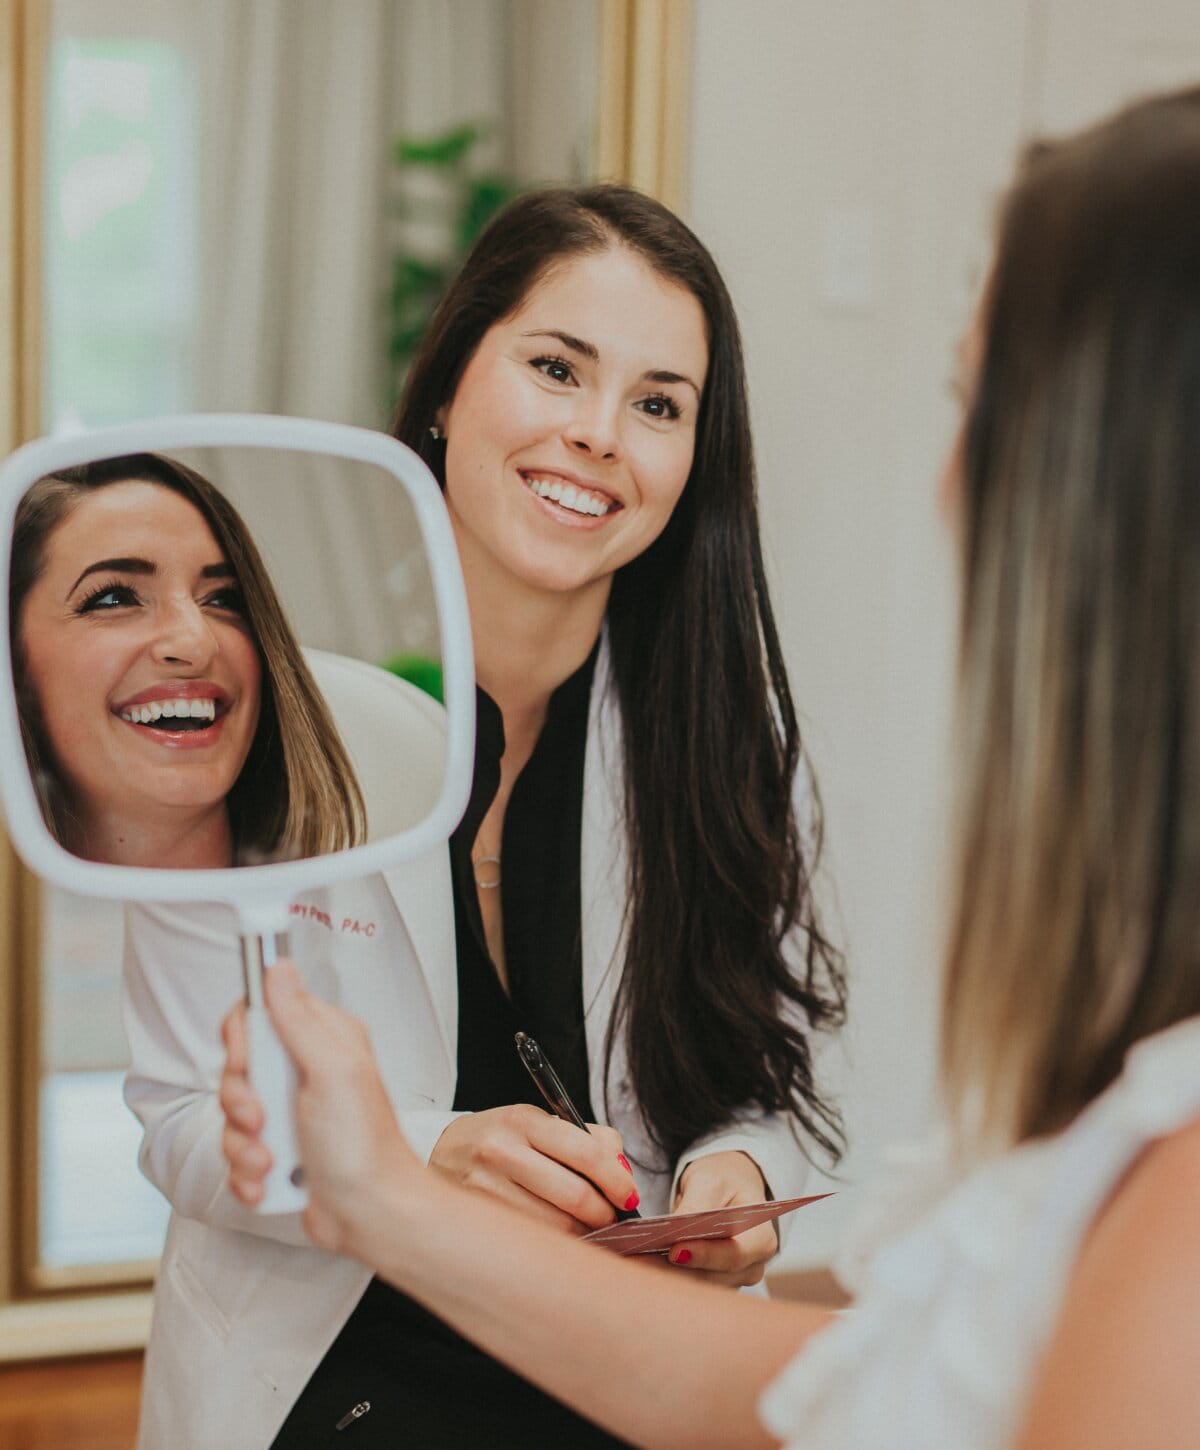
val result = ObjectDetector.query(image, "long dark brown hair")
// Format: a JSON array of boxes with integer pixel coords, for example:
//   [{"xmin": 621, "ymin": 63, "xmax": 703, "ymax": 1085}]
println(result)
[
  {"xmin": 943, "ymin": 87, "xmax": 1200, "ymax": 1149},
  {"xmin": 394, "ymin": 185, "xmax": 846, "ymax": 1168},
  {"xmin": 10, "ymin": 453, "xmax": 364, "ymax": 862}
]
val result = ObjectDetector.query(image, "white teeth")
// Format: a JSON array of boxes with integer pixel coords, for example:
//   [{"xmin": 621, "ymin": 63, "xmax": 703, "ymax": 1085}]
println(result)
[
  {"xmin": 524, "ymin": 475, "xmax": 611, "ymax": 517},
  {"xmin": 120, "ymin": 698, "xmax": 217, "ymax": 725}
]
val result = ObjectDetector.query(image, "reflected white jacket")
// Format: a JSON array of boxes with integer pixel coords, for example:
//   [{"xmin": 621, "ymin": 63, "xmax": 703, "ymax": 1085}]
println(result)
[{"xmin": 124, "ymin": 642, "xmax": 814, "ymax": 1450}]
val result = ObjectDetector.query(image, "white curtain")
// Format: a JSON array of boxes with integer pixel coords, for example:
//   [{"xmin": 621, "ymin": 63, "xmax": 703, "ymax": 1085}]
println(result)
[
  {"xmin": 48, "ymin": 0, "xmax": 600, "ymax": 428},
  {"xmin": 193, "ymin": 0, "xmax": 510, "ymax": 427}
]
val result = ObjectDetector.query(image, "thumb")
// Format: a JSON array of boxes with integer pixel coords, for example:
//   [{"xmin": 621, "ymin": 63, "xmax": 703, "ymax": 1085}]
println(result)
[
  {"xmin": 672, "ymin": 1161, "xmax": 723, "ymax": 1215},
  {"xmin": 263, "ymin": 959, "xmax": 321, "ymax": 1070},
  {"xmin": 673, "ymin": 1177, "xmax": 700, "ymax": 1214}
]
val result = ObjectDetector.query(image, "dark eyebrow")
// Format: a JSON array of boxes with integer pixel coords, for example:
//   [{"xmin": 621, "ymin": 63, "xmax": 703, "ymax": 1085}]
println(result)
[
  {"xmin": 67, "ymin": 557, "xmax": 235, "ymax": 596},
  {"xmin": 644, "ymin": 368, "xmax": 701, "ymax": 400},
  {"xmin": 521, "ymin": 328, "xmax": 599, "ymax": 362},
  {"xmin": 521, "ymin": 330, "xmax": 702, "ymax": 400}
]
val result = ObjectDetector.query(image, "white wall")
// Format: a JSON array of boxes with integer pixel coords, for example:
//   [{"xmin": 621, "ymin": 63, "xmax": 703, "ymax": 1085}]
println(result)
[{"xmin": 686, "ymin": 0, "xmax": 1200, "ymax": 1269}]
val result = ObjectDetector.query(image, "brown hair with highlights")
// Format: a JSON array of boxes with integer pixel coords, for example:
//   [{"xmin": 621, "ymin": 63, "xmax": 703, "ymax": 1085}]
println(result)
[
  {"xmin": 943, "ymin": 88, "xmax": 1200, "ymax": 1148},
  {"xmin": 9, "ymin": 452, "xmax": 364, "ymax": 862},
  {"xmin": 394, "ymin": 185, "xmax": 846, "ymax": 1168}
]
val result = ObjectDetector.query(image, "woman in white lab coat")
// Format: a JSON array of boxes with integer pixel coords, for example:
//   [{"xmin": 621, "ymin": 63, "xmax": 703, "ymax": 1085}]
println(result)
[{"xmin": 126, "ymin": 185, "xmax": 846, "ymax": 1449}]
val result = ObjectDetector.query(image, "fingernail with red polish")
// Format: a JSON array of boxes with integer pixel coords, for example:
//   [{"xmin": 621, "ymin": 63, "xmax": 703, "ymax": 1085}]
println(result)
[
  {"xmin": 624, "ymin": 1191, "xmax": 640, "ymax": 1212},
  {"xmin": 617, "ymin": 1154, "xmax": 633, "ymax": 1174},
  {"xmin": 673, "ymin": 1248, "xmax": 692, "ymax": 1265}
]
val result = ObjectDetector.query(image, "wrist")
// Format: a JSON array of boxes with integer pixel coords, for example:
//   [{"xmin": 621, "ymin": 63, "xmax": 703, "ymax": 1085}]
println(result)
[
  {"xmin": 350, "ymin": 1164, "xmax": 468, "ymax": 1295},
  {"xmin": 341, "ymin": 1157, "xmax": 425, "ymax": 1266}
]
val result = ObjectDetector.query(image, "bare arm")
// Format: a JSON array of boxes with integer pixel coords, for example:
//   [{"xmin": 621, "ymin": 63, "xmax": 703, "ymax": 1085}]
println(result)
[
  {"xmin": 222, "ymin": 964, "xmax": 833, "ymax": 1450},
  {"xmin": 369, "ymin": 1172, "xmax": 822, "ymax": 1450},
  {"xmin": 1014, "ymin": 1120, "xmax": 1200, "ymax": 1450}
]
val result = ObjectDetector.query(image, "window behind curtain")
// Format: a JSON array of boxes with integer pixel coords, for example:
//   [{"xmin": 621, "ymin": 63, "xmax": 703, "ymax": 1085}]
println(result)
[{"xmin": 43, "ymin": 32, "xmax": 197, "ymax": 433}]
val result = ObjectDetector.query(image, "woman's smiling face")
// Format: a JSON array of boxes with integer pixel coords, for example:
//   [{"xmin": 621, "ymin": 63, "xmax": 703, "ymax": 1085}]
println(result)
[
  {"xmin": 17, "ymin": 480, "xmax": 262, "ymax": 856},
  {"xmin": 438, "ymin": 244, "xmax": 709, "ymax": 608}
]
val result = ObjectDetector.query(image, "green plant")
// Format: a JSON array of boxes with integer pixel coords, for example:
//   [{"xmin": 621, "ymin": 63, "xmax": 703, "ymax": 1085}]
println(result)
[
  {"xmin": 380, "ymin": 653, "xmax": 444, "ymax": 704},
  {"xmin": 388, "ymin": 122, "xmax": 520, "ymax": 402}
]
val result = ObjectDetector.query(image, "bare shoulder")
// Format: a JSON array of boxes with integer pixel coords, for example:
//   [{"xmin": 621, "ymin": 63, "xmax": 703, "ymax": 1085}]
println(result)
[{"xmin": 1014, "ymin": 1116, "xmax": 1200, "ymax": 1450}]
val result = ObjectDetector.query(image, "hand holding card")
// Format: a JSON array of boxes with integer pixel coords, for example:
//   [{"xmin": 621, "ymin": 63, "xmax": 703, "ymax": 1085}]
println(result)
[
  {"xmin": 513, "ymin": 1033, "xmax": 833, "ymax": 1256},
  {"xmin": 581, "ymin": 1193, "xmax": 833, "ymax": 1256}
]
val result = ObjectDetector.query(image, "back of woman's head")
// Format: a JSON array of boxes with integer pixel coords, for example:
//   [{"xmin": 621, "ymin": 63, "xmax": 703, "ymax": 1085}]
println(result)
[{"xmin": 944, "ymin": 86, "xmax": 1200, "ymax": 1148}]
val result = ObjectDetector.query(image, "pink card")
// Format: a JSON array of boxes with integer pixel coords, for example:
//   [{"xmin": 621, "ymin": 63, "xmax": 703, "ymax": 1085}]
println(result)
[{"xmin": 582, "ymin": 1192, "xmax": 833, "ymax": 1256}]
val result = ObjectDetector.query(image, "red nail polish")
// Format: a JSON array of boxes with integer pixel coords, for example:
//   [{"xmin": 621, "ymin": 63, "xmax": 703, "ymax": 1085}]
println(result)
[
  {"xmin": 617, "ymin": 1154, "xmax": 632, "ymax": 1174},
  {"xmin": 674, "ymin": 1248, "xmax": 693, "ymax": 1265},
  {"xmin": 624, "ymin": 1191, "xmax": 640, "ymax": 1212}
]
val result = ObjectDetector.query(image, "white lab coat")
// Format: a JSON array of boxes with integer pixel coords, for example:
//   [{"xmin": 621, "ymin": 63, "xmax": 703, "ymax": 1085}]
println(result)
[{"xmin": 124, "ymin": 643, "xmax": 814, "ymax": 1449}]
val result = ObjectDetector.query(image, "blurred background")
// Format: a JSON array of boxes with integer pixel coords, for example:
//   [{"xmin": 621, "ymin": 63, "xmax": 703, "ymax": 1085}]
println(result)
[{"xmin": 0, "ymin": 0, "xmax": 1197, "ymax": 1378}]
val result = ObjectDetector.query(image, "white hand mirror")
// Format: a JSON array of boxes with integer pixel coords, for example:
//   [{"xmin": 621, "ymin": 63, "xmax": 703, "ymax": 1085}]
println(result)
[{"xmin": 0, "ymin": 414, "xmax": 475, "ymax": 1210}]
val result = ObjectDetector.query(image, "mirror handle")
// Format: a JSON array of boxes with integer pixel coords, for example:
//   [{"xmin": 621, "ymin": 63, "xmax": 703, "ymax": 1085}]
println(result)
[
  {"xmin": 242, "ymin": 932, "xmax": 307, "ymax": 1214},
  {"xmin": 245, "ymin": 1002, "xmax": 307, "ymax": 1214}
]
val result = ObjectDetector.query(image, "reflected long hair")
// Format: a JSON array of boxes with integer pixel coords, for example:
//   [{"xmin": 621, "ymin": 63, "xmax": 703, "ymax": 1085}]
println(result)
[
  {"xmin": 10, "ymin": 453, "xmax": 364, "ymax": 862},
  {"xmin": 394, "ymin": 185, "xmax": 846, "ymax": 1167},
  {"xmin": 943, "ymin": 87, "xmax": 1200, "ymax": 1149}
]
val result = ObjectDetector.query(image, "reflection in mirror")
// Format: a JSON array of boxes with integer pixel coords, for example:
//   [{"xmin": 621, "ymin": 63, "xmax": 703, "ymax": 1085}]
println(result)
[
  {"xmin": 11, "ymin": 448, "xmax": 449, "ymax": 868},
  {"xmin": 14, "ymin": 445, "xmax": 450, "ymax": 1278},
  {"xmin": 13, "ymin": 452, "xmax": 357, "ymax": 869},
  {"xmin": 173, "ymin": 446, "xmax": 440, "ymax": 689},
  {"xmin": 171, "ymin": 445, "xmax": 449, "ymax": 845}
]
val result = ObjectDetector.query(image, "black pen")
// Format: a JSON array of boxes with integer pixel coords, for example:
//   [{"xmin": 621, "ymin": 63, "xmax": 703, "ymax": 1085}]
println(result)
[{"xmin": 514, "ymin": 1031, "xmax": 641, "ymax": 1220}]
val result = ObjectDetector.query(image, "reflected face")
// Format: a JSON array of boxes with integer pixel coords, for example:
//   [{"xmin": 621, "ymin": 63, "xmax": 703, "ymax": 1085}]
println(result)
[
  {"xmin": 18, "ymin": 481, "xmax": 262, "ymax": 851},
  {"xmin": 440, "ymin": 245, "xmax": 709, "ymax": 607}
]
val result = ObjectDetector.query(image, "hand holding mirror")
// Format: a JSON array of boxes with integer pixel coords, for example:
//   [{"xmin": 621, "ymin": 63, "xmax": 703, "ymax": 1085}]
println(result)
[{"xmin": 0, "ymin": 414, "xmax": 474, "ymax": 1210}]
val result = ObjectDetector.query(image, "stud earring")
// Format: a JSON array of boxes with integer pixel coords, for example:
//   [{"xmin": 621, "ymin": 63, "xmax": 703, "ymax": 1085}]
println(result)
[{"xmin": 429, "ymin": 424, "xmax": 444, "ymax": 441}]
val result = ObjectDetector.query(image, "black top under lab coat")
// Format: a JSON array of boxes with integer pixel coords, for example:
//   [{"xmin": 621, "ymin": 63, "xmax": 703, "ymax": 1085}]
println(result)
[{"xmin": 270, "ymin": 650, "xmax": 632, "ymax": 1450}]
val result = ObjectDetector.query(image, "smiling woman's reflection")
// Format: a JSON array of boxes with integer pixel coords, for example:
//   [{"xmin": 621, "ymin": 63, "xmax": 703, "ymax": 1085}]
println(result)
[{"xmin": 10, "ymin": 452, "xmax": 363, "ymax": 866}]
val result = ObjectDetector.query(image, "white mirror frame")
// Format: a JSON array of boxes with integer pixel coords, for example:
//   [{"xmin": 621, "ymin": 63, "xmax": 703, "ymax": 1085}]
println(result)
[{"xmin": 0, "ymin": 413, "xmax": 475, "ymax": 935}]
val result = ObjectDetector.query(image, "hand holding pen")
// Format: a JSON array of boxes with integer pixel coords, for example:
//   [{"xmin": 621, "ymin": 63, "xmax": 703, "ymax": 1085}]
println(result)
[{"xmin": 515, "ymin": 1032, "xmax": 642, "ymax": 1221}]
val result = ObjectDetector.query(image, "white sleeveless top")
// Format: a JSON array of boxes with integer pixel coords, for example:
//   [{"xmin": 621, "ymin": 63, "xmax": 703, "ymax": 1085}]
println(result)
[{"xmin": 759, "ymin": 1016, "xmax": 1200, "ymax": 1450}]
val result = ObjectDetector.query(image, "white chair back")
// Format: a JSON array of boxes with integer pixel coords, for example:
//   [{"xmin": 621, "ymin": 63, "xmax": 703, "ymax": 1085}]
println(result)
[{"xmin": 304, "ymin": 648, "xmax": 448, "ymax": 844}]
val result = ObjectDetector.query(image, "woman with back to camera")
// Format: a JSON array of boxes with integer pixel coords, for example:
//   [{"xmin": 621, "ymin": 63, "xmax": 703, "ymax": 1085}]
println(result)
[
  {"xmin": 224, "ymin": 87, "xmax": 1200, "ymax": 1450},
  {"xmin": 123, "ymin": 186, "xmax": 845, "ymax": 1448}
]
